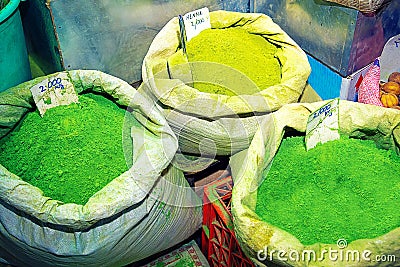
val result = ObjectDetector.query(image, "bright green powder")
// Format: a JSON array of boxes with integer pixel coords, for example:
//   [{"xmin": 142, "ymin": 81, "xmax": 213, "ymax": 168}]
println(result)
[
  {"xmin": 186, "ymin": 28, "xmax": 281, "ymax": 96},
  {"xmin": 0, "ymin": 94, "xmax": 129, "ymax": 205},
  {"xmin": 255, "ymin": 136, "xmax": 400, "ymax": 245}
]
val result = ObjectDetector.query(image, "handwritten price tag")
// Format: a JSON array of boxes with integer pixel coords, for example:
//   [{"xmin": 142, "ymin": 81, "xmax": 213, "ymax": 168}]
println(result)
[
  {"xmin": 305, "ymin": 99, "xmax": 340, "ymax": 151},
  {"xmin": 30, "ymin": 72, "xmax": 79, "ymax": 116},
  {"xmin": 181, "ymin": 7, "xmax": 211, "ymax": 42}
]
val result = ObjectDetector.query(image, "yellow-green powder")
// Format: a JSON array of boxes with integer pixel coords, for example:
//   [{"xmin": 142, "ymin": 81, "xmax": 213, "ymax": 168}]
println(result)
[
  {"xmin": 0, "ymin": 93, "xmax": 129, "ymax": 205},
  {"xmin": 186, "ymin": 28, "xmax": 281, "ymax": 96}
]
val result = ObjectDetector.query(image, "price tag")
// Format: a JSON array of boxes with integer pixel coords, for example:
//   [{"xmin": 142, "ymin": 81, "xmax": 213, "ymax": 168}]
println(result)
[
  {"xmin": 305, "ymin": 99, "xmax": 340, "ymax": 151},
  {"xmin": 181, "ymin": 7, "xmax": 211, "ymax": 42},
  {"xmin": 30, "ymin": 72, "xmax": 79, "ymax": 117}
]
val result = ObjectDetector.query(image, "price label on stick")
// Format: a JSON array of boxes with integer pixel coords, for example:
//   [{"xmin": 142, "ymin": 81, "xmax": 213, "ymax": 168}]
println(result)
[
  {"xmin": 181, "ymin": 7, "xmax": 211, "ymax": 42},
  {"xmin": 30, "ymin": 72, "xmax": 79, "ymax": 117},
  {"xmin": 305, "ymin": 99, "xmax": 340, "ymax": 151}
]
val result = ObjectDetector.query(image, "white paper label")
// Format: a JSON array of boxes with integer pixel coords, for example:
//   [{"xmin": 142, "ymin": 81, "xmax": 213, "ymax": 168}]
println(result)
[
  {"xmin": 30, "ymin": 72, "xmax": 79, "ymax": 117},
  {"xmin": 380, "ymin": 34, "xmax": 400, "ymax": 81},
  {"xmin": 182, "ymin": 7, "xmax": 211, "ymax": 42},
  {"xmin": 305, "ymin": 99, "xmax": 340, "ymax": 150}
]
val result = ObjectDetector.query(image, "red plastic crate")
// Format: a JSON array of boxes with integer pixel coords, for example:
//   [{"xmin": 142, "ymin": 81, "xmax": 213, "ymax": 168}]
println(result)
[{"xmin": 201, "ymin": 176, "xmax": 254, "ymax": 267}]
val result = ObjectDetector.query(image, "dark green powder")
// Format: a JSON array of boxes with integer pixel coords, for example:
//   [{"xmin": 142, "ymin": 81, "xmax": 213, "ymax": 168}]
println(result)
[
  {"xmin": 0, "ymin": 0, "xmax": 10, "ymax": 11},
  {"xmin": 0, "ymin": 94, "xmax": 129, "ymax": 205},
  {"xmin": 255, "ymin": 136, "xmax": 400, "ymax": 245},
  {"xmin": 186, "ymin": 28, "xmax": 281, "ymax": 96}
]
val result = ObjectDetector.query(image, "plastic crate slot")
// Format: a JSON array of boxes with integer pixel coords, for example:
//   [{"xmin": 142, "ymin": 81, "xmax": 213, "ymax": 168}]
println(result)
[
  {"xmin": 211, "ymin": 244, "xmax": 220, "ymax": 259},
  {"xmin": 210, "ymin": 254, "xmax": 220, "ymax": 262},
  {"xmin": 212, "ymin": 218, "xmax": 222, "ymax": 228},
  {"xmin": 221, "ymin": 249, "xmax": 229, "ymax": 265},
  {"xmin": 223, "ymin": 232, "xmax": 231, "ymax": 248},
  {"xmin": 202, "ymin": 225, "xmax": 210, "ymax": 239},
  {"xmin": 216, "ymin": 188, "xmax": 231, "ymax": 198},
  {"xmin": 213, "ymin": 227, "xmax": 223, "ymax": 243}
]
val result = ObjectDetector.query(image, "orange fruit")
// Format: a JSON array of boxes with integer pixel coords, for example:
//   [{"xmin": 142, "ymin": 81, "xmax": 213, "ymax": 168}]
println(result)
[
  {"xmin": 381, "ymin": 92, "xmax": 399, "ymax": 108},
  {"xmin": 382, "ymin": 81, "xmax": 400, "ymax": 95}
]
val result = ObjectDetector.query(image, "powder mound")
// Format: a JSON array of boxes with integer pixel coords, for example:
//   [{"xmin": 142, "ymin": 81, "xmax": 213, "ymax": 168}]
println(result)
[
  {"xmin": 0, "ymin": 94, "xmax": 129, "ymax": 205},
  {"xmin": 256, "ymin": 136, "xmax": 400, "ymax": 245},
  {"xmin": 186, "ymin": 28, "xmax": 281, "ymax": 96}
]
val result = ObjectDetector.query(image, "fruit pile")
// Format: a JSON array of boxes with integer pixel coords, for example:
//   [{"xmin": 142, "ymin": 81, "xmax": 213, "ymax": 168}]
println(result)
[{"xmin": 380, "ymin": 72, "xmax": 400, "ymax": 109}]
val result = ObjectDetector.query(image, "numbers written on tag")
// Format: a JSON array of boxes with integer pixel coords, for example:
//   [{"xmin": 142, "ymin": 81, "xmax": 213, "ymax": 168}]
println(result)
[
  {"xmin": 305, "ymin": 98, "xmax": 340, "ymax": 151},
  {"xmin": 38, "ymin": 78, "xmax": 65, "ymax": 93},
  {"xmin": 184, "ymin": 8, "xmax": 208, "ymax": 30},
  {"xmin": 182, "ymin": 7, "xmax": 211, "ymax": 42},
  {"xmin": 312, "ymin": 103, "xmax": 333, "ymax": 119},
  {"xmin": 30, "ymin": 73, "xmax": 79, "ymax": 117},
  {"xmin": 189, "ymin": 16, "xmax": 205, "ymax": 30}
]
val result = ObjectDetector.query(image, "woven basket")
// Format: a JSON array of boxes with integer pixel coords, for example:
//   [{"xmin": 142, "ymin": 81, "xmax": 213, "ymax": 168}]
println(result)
[{"xmin": 325, "ymin": 0, "xmax": 386, "ymax": 13}]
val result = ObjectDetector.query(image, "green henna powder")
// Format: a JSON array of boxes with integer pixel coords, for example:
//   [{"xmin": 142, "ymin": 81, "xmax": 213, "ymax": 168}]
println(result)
[
  {"xmin": 255, "ymin": 136, "xmax": 400, "ymax": 245},
  {"xmin": 186, "ymin": 28, "xmax": 281, "ymax": 96},
  {"xmin": 0, "ymin": 93, "xmax": 129, "ymax": 205}
]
